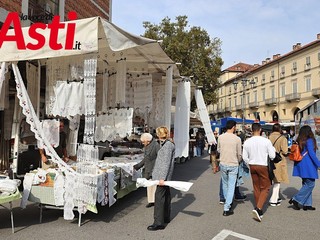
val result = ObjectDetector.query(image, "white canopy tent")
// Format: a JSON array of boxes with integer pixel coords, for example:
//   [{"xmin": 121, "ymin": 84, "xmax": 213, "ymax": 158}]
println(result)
[
  {"xmin": 0, "ymin": 16, "xmax": 179, "ymax": 76},
  {"xmin": 0, "ymin": 16, "xmax": 189, "ymax": 221}
]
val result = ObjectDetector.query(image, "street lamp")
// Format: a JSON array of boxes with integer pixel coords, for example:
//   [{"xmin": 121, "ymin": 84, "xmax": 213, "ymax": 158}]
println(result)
[{"xmin": 233, "ymin": 78, "xmax": 256, "ymax": 132}]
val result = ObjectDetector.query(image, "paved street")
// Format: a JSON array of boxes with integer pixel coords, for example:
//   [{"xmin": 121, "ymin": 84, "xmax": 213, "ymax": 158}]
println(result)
[{"xmin": 1, "ymin": 154, "xmax": 320, "ymax": 240}]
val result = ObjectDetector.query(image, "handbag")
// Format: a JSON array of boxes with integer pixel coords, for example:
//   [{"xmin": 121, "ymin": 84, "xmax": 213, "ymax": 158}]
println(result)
[
  {"xmin": 268, "ymin": 158, "xmax": 276, "ymax": 182},
  {"xmin": 271, "ymin": 135, "xmax": 283, "ymax": 163}
]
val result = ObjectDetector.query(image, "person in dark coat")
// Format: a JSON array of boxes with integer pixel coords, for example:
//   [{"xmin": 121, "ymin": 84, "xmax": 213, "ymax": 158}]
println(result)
[
  {"xmin": 147, "ymin": 126, "xmax": 175, "ymax": 231},
  {"xmin": 134, "ymin": 133, "xmax": 160, "ymax": 208}
]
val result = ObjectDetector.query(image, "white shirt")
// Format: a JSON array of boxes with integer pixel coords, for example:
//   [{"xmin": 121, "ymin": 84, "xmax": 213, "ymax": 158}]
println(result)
[{"xmin": 243, "ymin": 136, "xmax": 276, "ymax": 166}]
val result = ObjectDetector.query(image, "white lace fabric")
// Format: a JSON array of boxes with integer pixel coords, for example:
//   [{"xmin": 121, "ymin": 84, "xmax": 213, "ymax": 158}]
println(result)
[{"xmin": 37, "ymin": 119, "xmax": 60, "ymax": 149}]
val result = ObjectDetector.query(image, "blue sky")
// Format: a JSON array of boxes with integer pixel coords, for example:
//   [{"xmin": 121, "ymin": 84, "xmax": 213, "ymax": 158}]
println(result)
[{"xmin": 112, "ymin": 0, "xmax": 320, "ymax": 70}]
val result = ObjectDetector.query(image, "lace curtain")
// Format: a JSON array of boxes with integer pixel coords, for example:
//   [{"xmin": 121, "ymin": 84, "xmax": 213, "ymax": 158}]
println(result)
[{"xmin": 164, "ymin": 66, "xmax": 173, "ymax": 130}]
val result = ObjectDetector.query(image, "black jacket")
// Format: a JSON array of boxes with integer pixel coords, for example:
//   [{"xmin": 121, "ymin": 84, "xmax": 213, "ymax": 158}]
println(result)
[{"xmin": 134, "ymin": 138, "xmax": 160, "ymax": 179}]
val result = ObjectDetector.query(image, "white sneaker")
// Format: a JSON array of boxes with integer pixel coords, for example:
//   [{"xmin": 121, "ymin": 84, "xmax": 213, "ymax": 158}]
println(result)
[
  {"xmin": 269, "ymin": 202, "xmax": 281, "ymax": 207},
  {"xmin": 252, "ymin": 209, "xmax": 262, "ymax": 222}
]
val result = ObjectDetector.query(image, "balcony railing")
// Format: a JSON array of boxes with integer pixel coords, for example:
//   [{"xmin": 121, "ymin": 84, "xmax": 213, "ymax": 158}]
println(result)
[
  {"xmin": 285, "ymin": 93, "xmax": 301, "ymax": 102},
  {"xmin": 249, "ymin": 101, "xmax": 259, "ymax": 109},
  {"xmin": 225, "ymin": 107, "xmax": 231, "ymax": 112},
  {"xmin": 265, "ymin": 98, "xmax": 277, "ymax": 106},
  {"xmin": 312, "ymin": 88, "xmax": 320, "ymax": 97},
  {"xmin": 270, "ymin": 76, "xmax": 275, "ymax": 82},
  {"xmin": 304, "ymin": 64, "xmax": 311, "ymax": 71},
  {"xmin": 235, "ymin": 104, "xmax": 242, "ymax": 111}
]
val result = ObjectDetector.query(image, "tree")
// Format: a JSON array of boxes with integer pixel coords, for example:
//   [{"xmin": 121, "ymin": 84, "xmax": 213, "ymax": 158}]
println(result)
[{"xmin": 143, "ymin": 15, "xmax": 223, "ymax": 107}]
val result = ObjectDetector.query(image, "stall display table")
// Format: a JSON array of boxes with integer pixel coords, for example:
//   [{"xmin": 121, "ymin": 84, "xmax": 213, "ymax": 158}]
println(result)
[{"xmin": 0, "ymin": 189, "xmax": 22, "ymax": 233}]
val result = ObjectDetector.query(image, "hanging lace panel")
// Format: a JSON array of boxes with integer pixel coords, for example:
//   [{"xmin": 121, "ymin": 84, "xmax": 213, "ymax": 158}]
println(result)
[
  {"xmin": 149, "ymin": 84, "xmax": 165, "ymax": 129},
  {"xmin": 107, "ymin": 72, "xmax": 116, "ymax": 108},
  {"xmin": 115, "ymin": 59, "xmax": 127, "ymax": 106},
  {"xmin": 83, "ymin": 58, "xmax": 97, "ymax": 144},
  {"xmin": 173, "ymin": 80, "xmax": 191, "ymax": 158},
  {"xmin": 37, "ymin": 119, "xmax": 60, "ymax": 149},
  {"xmin": 26, "ymin": 62, "xmax": 39, "ymax": 111},
  {"xmin": 164, "ymin": 66, "xmax": 173, "ymax": 130},
  {"xmin": 133, "ymin": 75, "xmax": 152, "ymax": 114},
  {"xmin": 51, "ymin": 81, "xmax": 85, "ymax": 117}
]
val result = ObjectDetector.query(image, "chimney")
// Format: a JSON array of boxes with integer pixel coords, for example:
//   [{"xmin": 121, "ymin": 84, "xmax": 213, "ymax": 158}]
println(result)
[
  {"xmin": 266, "ymin": 57, "xmax": 271, "ymax": 62},
  {"xmin": 296, "ymin": 43, "xmax": 301, "ymax": 49},
  {"xmin": 262, "ymin": 60, "xmax": 266, "ymax": 65},
  {"xmin": 293, "ymin": 44, "xmax": 297, "ymax": 50},
  {"xmin": 273, "ymin": 54, "xmax": 281, "ymax": 60},
  {"xmin": 317, "ymin": 33, "xmax": 320, "ymax": 40}
]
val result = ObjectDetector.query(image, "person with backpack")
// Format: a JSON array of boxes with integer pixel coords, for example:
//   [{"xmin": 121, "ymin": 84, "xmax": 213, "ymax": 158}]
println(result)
[
  {"xmin": 289, "ymin": 125, "xmax": 320, "ymax": 211},
  {"xmin": 268, "ymin": 123, "xmax": 289, "ymax": 206}
]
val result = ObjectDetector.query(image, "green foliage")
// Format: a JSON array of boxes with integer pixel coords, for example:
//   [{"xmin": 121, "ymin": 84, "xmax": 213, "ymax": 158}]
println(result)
[{"xmin": 142, "ymin": 15, "xmax": 223, "ymax": 106}]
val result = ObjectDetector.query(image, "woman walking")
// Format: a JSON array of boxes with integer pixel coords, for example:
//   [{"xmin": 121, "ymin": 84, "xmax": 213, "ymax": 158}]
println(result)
[{"xmin": 289, "ymin": 125, "xmax": 320, "ymax": 210}]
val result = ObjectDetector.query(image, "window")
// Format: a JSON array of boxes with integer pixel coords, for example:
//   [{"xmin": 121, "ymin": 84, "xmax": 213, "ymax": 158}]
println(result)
[
  {"xmin": 247, "ymin": 93, "xmax": 250, "ymax": 105},
  {"xmin": 292, "ymin": 80, "xmax": 298, "ymax": 93},
  {"xmin": 280, "ymin": 66, "xmax": 285, "ymax": 78},
  {"xmin": 271, "ymin": 86, "xmax": 275, "ymax": 99},
  {"xmin": 262, "ymin": 88, "xmax": 265, "ymax": 101},
  {"xmin": 293, "ymin": 62, "xmax": 297, "ymax": 70},
  {"xmin": 234, "ymin": 96, "xmax": 237, "ymax": 107},
  {"xmin": 280, "ymin": 83, "xmax": 286, "ymax": 97},
  {"xmin": 229, "ymin": 98, "xmax": 231, "ymax": 108},
  {"xmin": 305, "ymin": 56, "xmax": 311, "ymax": 70},
  {"xmin": 254, "ymin": 91, "xmax": 257, "ymax": 102},
  {"xmin": 220, "ymin": 100, "xmax": 223, "ymax": 110},
  {"xmin": 306, "ymin": 56, "xmax": 311, "ymax": 66},
  {"xmin": 271, "ymin": 70, "xmax": 275, "ymax": 77},
  {"xmin": 262, "ymin": 74, "xmax": 265, "ymax": 81},
  {"xmin": 229, "ymin": 86, "xmax": 231, "ymax": 94},
  {"xmin": 318, "ymin": 52, "xmax": 320, "ymax": 61},
  {"xmin": 305, "ymin": 76, "xmax": 311, "ymax": 91},
  {"xmin": 220, "ymin": 87, "xmax": 223, "ymax": 95}
]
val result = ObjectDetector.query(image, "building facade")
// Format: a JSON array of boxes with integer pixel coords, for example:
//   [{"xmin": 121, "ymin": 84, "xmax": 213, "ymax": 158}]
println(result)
[
  {"xmin": 213, "ymin": 34, "xmax": 320, "ymax": 124},
  {"xmin": 0, "ymin": 0, "xmax": 111, "ymax": 26}
]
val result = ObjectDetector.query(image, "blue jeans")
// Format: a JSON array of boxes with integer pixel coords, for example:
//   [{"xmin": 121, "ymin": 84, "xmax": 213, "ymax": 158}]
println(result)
[
  {"xmin": 220, "ymin": 164, "xmax": 239, "ymax": 211},
  {"xmin": 219, "ymin": 180, "xmax": 242, "ymax": 201},
  {"xmin": 196, "ymin": 146, "xmax": 202, "ymax": 156},
  {"xmin": 293, "ymin": 178, "xmax": 315, "ymax": 206}
]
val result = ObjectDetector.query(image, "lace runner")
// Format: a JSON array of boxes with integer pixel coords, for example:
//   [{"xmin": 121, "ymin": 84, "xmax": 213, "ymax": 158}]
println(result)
[{"xmin": 83, "ymin": 58, "xmax": 97, "ymax": 144}]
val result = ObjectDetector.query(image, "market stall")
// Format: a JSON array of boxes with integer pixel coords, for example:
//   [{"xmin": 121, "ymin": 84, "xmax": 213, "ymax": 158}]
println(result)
[{"xmin": 0, "ymin": 15, "xmax": 182, "ymax": 223}]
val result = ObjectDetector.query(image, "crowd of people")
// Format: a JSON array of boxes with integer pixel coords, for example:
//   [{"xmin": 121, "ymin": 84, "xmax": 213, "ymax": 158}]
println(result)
[
  {"xmin": 209, "ymin": 120, "xmax": 320, "ymax": 222},
  {"xmin": 134, "ymin": 120, "xmax": 320, "ymax": 231}
]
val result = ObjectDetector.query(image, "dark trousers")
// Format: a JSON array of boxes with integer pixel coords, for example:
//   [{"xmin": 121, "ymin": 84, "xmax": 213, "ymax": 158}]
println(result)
[{"xmin": 154, "ymin": 185, "xmax": 171, "ymax": 225}]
